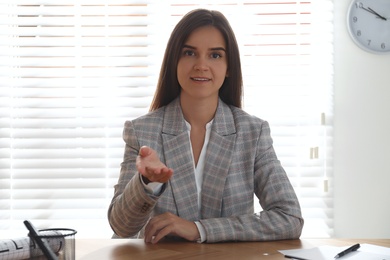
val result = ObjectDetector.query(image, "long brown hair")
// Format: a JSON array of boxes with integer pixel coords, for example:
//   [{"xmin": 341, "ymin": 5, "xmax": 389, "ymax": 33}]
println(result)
[{"xmin": 149, "ymin": 9, "xmax": 243, "ymax": 111}]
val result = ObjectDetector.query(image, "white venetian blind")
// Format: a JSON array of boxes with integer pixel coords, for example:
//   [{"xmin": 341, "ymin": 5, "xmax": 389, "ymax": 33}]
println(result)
[{"xmin": 0, "ymin": 0, "xmax": 334, "ymax": 238}]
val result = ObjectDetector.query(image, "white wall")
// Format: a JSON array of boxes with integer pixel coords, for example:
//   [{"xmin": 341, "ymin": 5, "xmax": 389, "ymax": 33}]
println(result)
[{"xmin": 333, "ymin": 0, "xmax": 390, "ymax": 238}]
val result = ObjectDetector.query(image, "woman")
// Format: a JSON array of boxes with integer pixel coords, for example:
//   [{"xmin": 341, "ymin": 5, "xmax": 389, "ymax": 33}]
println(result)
[{"xmin": 108, "ymin": 8, "xmax": 303, "ymax": 244}]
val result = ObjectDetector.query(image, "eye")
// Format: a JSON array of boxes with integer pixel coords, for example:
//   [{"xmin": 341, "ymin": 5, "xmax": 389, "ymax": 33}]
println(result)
[
  {"xmin": 211, "ymin": 52, "xmax": 223, "ymax": 59},
  {"xmin": 183, "ymin": 49, "xmax": 195, "ymax": 56}
]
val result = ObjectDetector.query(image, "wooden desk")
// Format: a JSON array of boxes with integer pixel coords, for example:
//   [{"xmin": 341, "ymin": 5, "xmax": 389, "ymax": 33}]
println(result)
[{"xmin": 76, "ymin": 238, "xmax": 390, "ymax": 260}]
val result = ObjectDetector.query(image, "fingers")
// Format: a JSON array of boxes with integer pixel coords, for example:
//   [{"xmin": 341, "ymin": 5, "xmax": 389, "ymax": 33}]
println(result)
[
  {"xmin": 139, "ymin": 146, "xmax": 152, "ymax": 157},
  {"xmin": 144, "ymin": 213, "xmax": 172, "ymax": 244},
  {"xmin": 142, "ymin": 167, "xmax": 173, "ymax": 183},
  {"xmin": 145, "ymin": 218, "xmax": 171, "ymax": 244},
  {"xmin": 136, "ymin": 146, "xmax": 173, "ymax": 183},
  {"xmin": 144, "ymin": 213, "xmax": 200, "ymax": 244}
]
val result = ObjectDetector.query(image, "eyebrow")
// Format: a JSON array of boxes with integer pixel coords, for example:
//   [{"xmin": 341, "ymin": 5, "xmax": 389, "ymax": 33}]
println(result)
[{"xmin": 183, "ymin": 44, "xmax": 226, "ymax": 52}]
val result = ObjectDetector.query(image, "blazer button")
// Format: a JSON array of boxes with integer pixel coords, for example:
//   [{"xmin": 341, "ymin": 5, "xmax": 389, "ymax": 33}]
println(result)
[{"xmin": 141, "ymin": 202, "xmax": 150, "ymax": 213}]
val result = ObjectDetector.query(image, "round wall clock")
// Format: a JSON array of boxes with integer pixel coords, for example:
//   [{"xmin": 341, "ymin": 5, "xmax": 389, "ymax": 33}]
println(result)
[{"xmin": 347, "ymin": 0, "xmax": 390, "ymax": 54}]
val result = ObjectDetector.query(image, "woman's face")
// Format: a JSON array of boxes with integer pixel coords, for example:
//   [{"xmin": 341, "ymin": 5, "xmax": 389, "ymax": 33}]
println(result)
[{"xmin": 177, "ymin": 26, "xmax": 228, "ymax": 102}]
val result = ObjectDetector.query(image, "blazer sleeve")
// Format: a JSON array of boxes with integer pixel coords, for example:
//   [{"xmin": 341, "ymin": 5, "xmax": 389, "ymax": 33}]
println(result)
[
  {"xmin": 107, "ymin": 120, "xmax": 165, "ymax": 238},
  {"xmin": 199, "ymin": 120, "xmax": 304, "ymax": 243}
]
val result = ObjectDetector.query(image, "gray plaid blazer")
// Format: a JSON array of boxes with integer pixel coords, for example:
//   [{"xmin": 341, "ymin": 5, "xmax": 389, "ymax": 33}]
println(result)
[{"xmin": 108, "ymin": 98, "xmax": 303, "ymax": 243}]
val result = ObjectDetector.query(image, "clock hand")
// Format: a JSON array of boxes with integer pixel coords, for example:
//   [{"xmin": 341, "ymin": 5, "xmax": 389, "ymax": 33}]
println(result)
[
  {"xmin": 360, "ymin": 5, "xmax": 387, "ymax": 20},
  {"xmin": 367, "ymin": 7, "xmax": 387, "ymax": 21}
]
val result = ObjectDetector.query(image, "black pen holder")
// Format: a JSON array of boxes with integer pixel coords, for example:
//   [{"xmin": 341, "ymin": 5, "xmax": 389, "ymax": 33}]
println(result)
[{"xmin": 29, "ymin": 228, "xmax": 77, "ymax": 260}]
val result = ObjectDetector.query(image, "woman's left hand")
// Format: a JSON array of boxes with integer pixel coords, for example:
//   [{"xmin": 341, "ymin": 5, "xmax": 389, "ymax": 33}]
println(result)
[{"xmin": 144, "ymin": 212, "xmax": 200, "ymax": 244}]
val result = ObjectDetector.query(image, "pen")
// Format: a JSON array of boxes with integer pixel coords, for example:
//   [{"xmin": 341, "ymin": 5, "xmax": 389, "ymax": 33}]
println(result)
[
  {"xmin": 23, "ymin": 220, "xmax": 58, "ymax": 260},
  {"xmin": 334, "ymin": 243, "xmax": 360, "ymax": 258}
]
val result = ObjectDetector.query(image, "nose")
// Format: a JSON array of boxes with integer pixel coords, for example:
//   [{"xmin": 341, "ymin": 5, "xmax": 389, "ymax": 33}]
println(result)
[{"xmin": 193, "ymin": 57, "xmax": 209, "ymax": 71}]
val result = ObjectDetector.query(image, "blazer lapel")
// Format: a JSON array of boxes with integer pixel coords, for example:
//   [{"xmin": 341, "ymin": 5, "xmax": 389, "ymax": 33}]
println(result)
[
  {"xmin": 201, "ymin": 100, "xmax": 236, "ymax": 219},
  {"xmin": 160, "ymin": 98, "xmax": 237, "ymax": 221},
  {"xmin": 161, "ymin": 98, "xmax": 199, "ymax": 221}
]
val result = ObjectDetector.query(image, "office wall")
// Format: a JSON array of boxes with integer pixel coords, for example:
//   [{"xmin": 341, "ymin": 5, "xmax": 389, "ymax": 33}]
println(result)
[{"xmin": 333, "ymin": 1, "xmax": 390, "ymax": 238}]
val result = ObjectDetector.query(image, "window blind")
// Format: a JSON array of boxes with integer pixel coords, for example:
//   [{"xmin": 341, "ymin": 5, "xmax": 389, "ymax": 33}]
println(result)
[{"xmin": 0, "ymin": 0, "xmax": 334, "ymax": 238}]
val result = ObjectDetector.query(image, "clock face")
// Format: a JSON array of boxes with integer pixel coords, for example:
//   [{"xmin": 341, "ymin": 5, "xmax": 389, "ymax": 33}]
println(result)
[{"xmin": 347, "ymin": 0, "xmax": 390, "ymax": 54}]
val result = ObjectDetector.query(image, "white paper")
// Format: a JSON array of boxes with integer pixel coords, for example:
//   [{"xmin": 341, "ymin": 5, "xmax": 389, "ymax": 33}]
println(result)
[
  {"xmin": 279, "ymin": 243, "xmax": 390, "ymax": 260},
  {"xmin": 0, "ymin": 231, "xmax": 64, "ymax": 260}
]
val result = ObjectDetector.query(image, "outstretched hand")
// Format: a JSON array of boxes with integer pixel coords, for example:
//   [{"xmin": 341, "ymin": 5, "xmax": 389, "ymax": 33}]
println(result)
[{"xmin": 136, "ymin": 146, "xmax": 173, "ymax": 183}]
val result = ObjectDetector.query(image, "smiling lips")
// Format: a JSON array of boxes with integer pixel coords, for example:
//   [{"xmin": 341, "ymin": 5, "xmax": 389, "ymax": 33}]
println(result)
[{"xmin": 191, "ymin": 77, "xmax": 210, "ymax": 82}]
